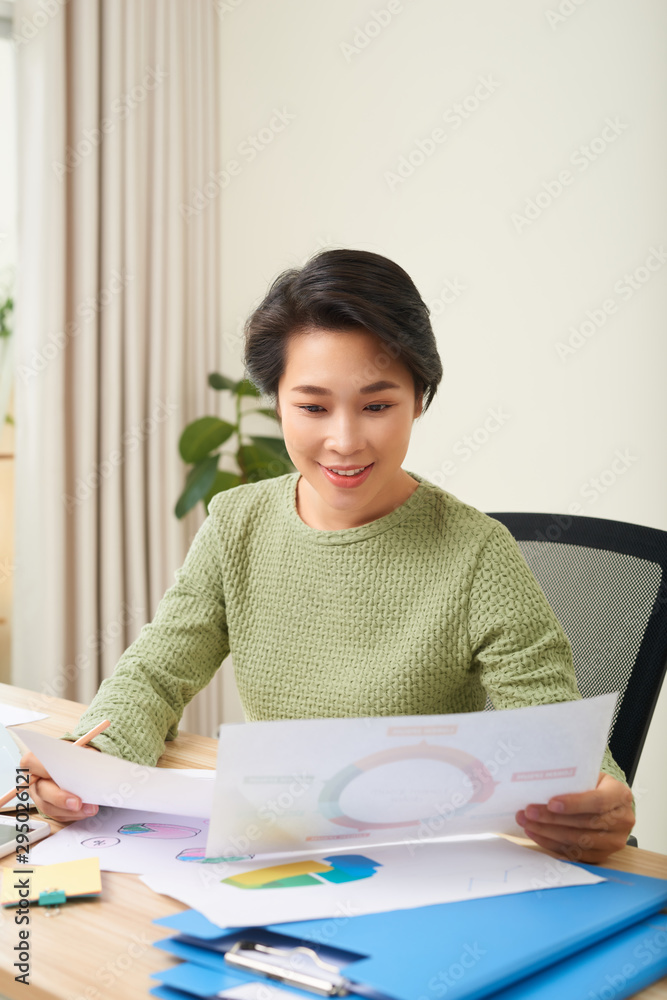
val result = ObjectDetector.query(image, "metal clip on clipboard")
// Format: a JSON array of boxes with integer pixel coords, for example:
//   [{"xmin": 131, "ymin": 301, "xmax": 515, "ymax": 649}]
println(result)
[{"xmin": 225, "ymin": 940, "xmax": 353, "ymax": 996}]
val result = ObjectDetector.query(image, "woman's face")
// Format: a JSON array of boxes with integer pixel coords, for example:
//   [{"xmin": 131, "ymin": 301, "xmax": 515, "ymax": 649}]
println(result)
[{"xmin": 276, "ymin": 327, "xmax": 423, "ymax": 529}]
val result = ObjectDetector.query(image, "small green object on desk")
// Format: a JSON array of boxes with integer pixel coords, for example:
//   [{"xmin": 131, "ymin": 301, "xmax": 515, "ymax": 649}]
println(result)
[{"xmin": 38, "ymin": 889, "xmax": 67, "ymax": 906}]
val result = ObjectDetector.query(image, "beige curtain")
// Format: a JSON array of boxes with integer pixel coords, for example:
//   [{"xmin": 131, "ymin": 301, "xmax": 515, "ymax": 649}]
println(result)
[{"xmin": 13, "ymin": 0, "xmax": 226, "ymax": 735}]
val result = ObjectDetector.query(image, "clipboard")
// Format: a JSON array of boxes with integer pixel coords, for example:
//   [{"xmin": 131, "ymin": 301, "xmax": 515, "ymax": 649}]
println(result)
[
  {"xmin": 150, "ymin": 912, "xmax": 667, "ymax": 1000},
  {"xmin": 151, "ymin": 864, "xmax": 667, "ymax": 1000}
]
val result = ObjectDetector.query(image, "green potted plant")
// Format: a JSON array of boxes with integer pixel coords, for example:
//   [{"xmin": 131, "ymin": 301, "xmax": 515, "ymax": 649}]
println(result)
[
  {"xmin": 175, "ymin": 373, "xmax": 293, "ymax": 518},
  {"xmin": 0, "ymin": 292, "xmax": 14, "ymax": 429}
]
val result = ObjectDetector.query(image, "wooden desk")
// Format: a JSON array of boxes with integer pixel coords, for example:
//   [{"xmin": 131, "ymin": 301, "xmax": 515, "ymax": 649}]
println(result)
[{"xmin": 1, "ymin": 683, "xmax": 666, "ymax": 1000}]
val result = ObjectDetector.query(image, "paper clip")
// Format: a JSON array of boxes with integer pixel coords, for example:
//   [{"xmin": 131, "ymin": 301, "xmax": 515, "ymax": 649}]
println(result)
[
  {"xmin": 38, "ymin": 889, "xmax": 66, "ymax": 906},
  {"xmin": 224, "ymin": 940, "xmax": 352, "ymax": 997},
  {"xmin": 39, "ymin": 887, "xmax": 65, "ymax": 916}
]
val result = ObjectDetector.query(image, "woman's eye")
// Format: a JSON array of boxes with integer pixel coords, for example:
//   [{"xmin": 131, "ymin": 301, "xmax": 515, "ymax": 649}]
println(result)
[
  {"xmin": 366, "ymin": 404, "xmax": 391, "ymax": 412},
  {"xmin": 300, "ymin": 405, "xmax": 325, "ymax": 413}
]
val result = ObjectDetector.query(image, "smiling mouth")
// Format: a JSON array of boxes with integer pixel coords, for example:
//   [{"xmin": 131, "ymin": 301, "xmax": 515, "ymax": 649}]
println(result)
[{"xmin": 325, "ymin": 465, "xmax": 371, "ymax": 477}]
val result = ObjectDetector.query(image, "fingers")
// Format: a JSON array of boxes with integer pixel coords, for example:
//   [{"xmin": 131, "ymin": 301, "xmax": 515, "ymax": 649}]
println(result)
[
  {"xmin": 520, "ymin": 817, "xmax": 626, "ymax": 850},
  {"xmin": 18, "ymin": 750, "xmax": 99, "ymax": 824},
  {"xmin": 546, "ymin": 774, "xmax": 634, "ymax": 818},
  {"xmin": 18, "ymin": 750, "xmax": 50, "ymax": 779},
  {"xmin": 516, "ymin": 801, "xmax": 634, "ymax": 833},
  {"xmin": 30, "ymin": 776, "xmax": 99, "ymax": 823},
  {"xmin": 515, "ymin": 805, "xmax": 635, "ymax": 864}
]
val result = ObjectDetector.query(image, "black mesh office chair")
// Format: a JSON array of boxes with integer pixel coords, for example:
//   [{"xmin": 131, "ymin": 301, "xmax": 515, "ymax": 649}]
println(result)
[{"xmin": 485, "ymin": 512, "xmax": 667, "ymax": 787}]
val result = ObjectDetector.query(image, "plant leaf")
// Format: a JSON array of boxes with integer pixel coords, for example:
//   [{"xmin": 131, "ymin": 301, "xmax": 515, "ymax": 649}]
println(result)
[
  {"xmin": 248, "ymin": 435, "xmax": 292, "ymax": 464},
  {"xmin": 179, "ymin": 417, "xmax": 235, "ymax": 463},
  {"xmin": 208, "ymin": 373, "xmax": 238, "ymax": 392},
  {"xmin": 175, "ymin": 455, "xmax": 219, "ymax": 518},
  {"xmin": 239, "ymin": 441, "xmax": 293, "ymax": 482},
  {"xmin": 235, "ymin": 378, "xmax": 262, "ymax": 397},
  {"xmin": 203, "ymin": 470, "xmax": 242, "ymax": 508},
  {"xmin": 250, "ymin": 407, "xmax": 280, "ymax": 421}
]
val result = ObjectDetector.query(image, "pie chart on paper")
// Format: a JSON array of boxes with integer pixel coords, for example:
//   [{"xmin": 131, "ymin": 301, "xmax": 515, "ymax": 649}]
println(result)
[{"xmin": 318, "ymin": 742, "xmax": 497, "ymax": 830}]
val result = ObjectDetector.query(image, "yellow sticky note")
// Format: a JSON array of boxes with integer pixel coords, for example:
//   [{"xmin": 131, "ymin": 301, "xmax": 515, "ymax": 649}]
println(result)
[{"xmin": 1, "ymin": 856, "xmax": 102, "ymax": 906}]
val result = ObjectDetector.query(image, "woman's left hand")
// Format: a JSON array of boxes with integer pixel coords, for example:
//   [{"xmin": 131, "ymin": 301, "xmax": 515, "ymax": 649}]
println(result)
[{"xmin": 515, "ymin": 772, "xmax": 635, "ymax": 864}]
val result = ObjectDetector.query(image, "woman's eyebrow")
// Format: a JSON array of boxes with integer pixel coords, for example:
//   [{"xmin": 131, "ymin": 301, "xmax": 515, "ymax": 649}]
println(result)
[{"xmin": 290, "ymin": 380, "xmax": 401, "ymax": 395}]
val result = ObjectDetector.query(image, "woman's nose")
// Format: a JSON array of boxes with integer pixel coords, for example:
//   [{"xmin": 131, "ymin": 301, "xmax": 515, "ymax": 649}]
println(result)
[{"xmin": 325, "ymin": 414, "xmax": 366, "ymax": 455}]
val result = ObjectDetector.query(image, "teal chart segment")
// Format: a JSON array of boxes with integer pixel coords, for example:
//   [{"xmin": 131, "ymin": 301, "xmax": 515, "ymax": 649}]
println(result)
[{"xmin": 318, "ymin": 741, "xmax": 496, "ymax": 830}]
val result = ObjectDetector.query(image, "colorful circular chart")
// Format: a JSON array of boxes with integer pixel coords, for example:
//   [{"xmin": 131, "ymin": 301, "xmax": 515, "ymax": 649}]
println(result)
[
  {"xmin": 118, "ymin": 823, "xmax": 199, "ymax": 840},
  {"xmin": 318, "ymin": 741, "xmax": 496, "ymax": 830}
]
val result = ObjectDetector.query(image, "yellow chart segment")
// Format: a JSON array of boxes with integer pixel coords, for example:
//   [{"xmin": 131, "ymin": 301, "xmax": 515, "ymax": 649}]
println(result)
[{"xmin": 227, "ymin": 859, "xmax": 334, "ymax": 888}]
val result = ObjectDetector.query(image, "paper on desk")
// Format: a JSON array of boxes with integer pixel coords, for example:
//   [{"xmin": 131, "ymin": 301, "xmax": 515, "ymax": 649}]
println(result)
[
  {"xmin": 0, "ymin": 703, "xmax": 49, "ymax": 727},
  {"xmin": 0, "ymin": 723, "xmax": 36, "ymax": 811},
  {"xmin": 140, "ymin": 836, "xmax": 606, "ymax": 929},
  {"xmin": 206, "ymin": 694, "xmax": 617, "ymax": 857},
  {"xmin": 16, "ymin": 729, "xmax": 215, "ymax": 817},
  {"xmin": 28, "ymin": 807, "xmax": 249, "ymax": 876}
]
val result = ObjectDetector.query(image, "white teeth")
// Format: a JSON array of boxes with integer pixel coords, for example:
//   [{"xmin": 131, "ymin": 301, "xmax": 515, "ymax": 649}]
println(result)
[{"xmin": 327, "ymin": 466, "xmax": 367, "ymax": 476}]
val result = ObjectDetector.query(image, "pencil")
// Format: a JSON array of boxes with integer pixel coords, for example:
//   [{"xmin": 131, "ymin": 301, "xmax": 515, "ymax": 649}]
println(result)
[{"xmin": 0, "ymin": 719, "xmax": 110, "ymax": 809}]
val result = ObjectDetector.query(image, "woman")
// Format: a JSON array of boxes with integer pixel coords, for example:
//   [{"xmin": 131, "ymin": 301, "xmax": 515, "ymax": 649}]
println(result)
[{"xmin": 22, "ymin": 249, "xmax": 635, "ymax": 861}]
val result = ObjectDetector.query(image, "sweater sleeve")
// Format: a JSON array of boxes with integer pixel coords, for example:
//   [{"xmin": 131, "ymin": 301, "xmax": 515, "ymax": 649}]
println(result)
[
  {"xmin": 468, "ymin": 521, "xmax": 628, "ymax": 788},
  {"xmin": 60, "ymin": 509, "xmax": 230, "ymax": 767}
]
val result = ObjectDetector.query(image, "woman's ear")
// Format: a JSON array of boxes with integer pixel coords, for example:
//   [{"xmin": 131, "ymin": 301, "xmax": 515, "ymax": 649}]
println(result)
[{"xmin": 414, "ymin": 391, "xmax": 424, "ymax": 419}]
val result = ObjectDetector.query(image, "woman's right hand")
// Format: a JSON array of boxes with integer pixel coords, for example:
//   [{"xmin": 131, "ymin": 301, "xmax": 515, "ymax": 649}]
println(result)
[{"xmin": 19, "ymin": 749, "xmax": 100, "ymax": 823}]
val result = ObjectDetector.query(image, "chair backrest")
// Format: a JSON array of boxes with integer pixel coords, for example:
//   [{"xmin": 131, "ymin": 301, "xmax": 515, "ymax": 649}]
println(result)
[{"xmin": 485, "ymin": 512, "xmax": 667, "ymax": 785}]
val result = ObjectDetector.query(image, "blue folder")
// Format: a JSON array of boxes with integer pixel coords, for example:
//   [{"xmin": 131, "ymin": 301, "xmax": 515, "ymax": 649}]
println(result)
[{"xmin": 151, "ymin": 864, "xmax": 667, "ymax": 1000}]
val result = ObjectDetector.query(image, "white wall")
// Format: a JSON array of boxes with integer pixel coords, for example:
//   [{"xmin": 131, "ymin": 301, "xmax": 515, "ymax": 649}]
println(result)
[{"xmin": 217, "ymin": 0, "xmax": 667, "ymax": 852}]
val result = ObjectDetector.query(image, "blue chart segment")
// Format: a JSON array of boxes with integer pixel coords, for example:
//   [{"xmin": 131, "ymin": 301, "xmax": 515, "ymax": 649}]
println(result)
[{"xmin": 319, "ymin": 741, "xmax": 496, "ymax": 830}]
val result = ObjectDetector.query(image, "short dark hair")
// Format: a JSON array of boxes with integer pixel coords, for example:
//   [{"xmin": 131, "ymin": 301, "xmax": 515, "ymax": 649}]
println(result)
[{"xmin": 243, "ymin": 249, "xmax": 443, "ymax": 414}]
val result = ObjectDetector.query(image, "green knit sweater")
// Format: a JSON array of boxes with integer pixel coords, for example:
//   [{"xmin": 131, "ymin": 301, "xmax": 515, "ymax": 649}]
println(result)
[{"xmin": 64, "ymin": 471, "xmax": 626, "ymax": 785}]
